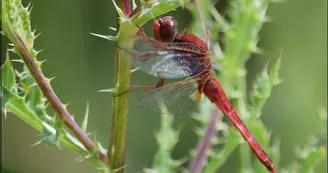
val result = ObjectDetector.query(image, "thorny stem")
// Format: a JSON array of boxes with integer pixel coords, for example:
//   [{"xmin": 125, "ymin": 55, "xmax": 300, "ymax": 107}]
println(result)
[
  {"xmin": 189, "ymin": 109, "xmax": 222, "ymax": 173},
  {"xmin": 9, "ymin": 32, "xmax": 107, "ymax": 162},
  {"xmin": 108, "ymin": 0, "xmax": 132, "ymax": 172}
]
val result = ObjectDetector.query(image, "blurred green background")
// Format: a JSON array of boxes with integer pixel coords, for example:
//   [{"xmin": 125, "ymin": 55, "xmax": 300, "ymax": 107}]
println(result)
[{"xmin": 2, "ymin": 0, "xmax": 327, "ymax": 173}]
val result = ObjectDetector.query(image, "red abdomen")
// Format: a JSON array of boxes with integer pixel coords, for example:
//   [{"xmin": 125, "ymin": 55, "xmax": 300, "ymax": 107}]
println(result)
[{"xmin": 202, "ymin": 76, "xmax": 276, "ymax": 172}]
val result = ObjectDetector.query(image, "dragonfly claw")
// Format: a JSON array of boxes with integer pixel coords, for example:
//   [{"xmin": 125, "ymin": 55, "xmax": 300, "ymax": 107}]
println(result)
[{"xmin": 112, "ymin": 90, "xmax": 129, "ymax": 97}]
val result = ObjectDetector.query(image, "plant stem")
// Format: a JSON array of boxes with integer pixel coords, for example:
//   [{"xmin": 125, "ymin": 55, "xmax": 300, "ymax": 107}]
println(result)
[
  {"xmin": 108, "ymin": 48, "xmax": 130, "ymax": 172},
  {"xmin": 189, "ymin": 109, "xmax": 222, "ymax": 173},
  {"xmin": 237, "ymin": 77, "xmax": 252, "ymax": 172},
  {"xmin": 122, "ymin": 0, "xmax": 131, "ymax": 17},
  {"xmin": 108, "ymin": 0, "xmax": 131, "ymax": 172},
  {"xmin": 8, "ymin": 32, "xmax": 107, "ymax": 162}
]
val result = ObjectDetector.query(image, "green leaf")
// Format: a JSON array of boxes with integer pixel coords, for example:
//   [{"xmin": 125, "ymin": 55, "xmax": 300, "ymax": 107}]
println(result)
[
  {"xmin": 2, "ymin": 0, "xmax": 37, "ymax": 49},
  {"xmin": 40, "ymin": 122, "xmax": 60, "ymax": 146},
  {"xmin": 203, "ymin": 129, "xmax": 240, "ymax": 173},
  {"xmin": 250, "ymin": 57, "xmax": 282, "ymax": 118},
  {"xmin": 1, "ymin": 55, "xmax": 16, "ymax": 117},
  {"xmin": 2, "ymin": 87, "xmax": 43, "ymax": 130},
  {"xmin": 151, "ymin": 113, "xmax": 179, "ymax": 173},
  {"xmin": 1, "ymin": 55, "xmax": 16, "ymax": 92},
  {"xmin": 269, "ymin": 56, "xmax": 282, "ymax": 85},
  {"xmin": 17, "ymin": 68, "xmax": 49, "ymax": 120},
  {"xmin": 297, "ymin": 147, "xmax": 326, "ymax": 173},
  {"xmin": 295, "ymin": 129, "xmax": 327, "ymax": 173}
]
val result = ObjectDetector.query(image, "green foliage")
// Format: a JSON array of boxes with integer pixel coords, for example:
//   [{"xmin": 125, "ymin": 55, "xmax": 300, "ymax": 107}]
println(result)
[
  {"xmin": 94, "ymin": 0, "xmax": 191, "ymax": 46},
  {"xmin": 145, "ymin": 114, "xmax": 181, "ymax": 173},
  {"xmin": 185, "ymin": 0, "xmax": 326, "ymax": 173},
  {"xmin": 2, "ymin": 0, "xmax": 326, "ymax": 173},
  {"xmin": 2, "ymin": 0, "xmax": 109, "ymax": 172}
]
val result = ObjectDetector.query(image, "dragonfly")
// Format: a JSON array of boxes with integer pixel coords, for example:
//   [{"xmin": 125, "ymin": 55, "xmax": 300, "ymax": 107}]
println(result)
[{"xmin": 121, "ymin": 9, "xmax": 276, "ymax": 173}]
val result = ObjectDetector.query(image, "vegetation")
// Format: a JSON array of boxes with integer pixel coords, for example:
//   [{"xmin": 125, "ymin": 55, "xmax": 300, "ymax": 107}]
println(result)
[{"xmin": 1, "ymin": 0, "xmax": 326, "ymax": 173}]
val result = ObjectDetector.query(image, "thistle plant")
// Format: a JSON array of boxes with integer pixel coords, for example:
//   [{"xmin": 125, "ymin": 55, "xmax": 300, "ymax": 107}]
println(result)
[{"xmin": 1, "ymin": 0, "xmax": 326, "ymax": 173}]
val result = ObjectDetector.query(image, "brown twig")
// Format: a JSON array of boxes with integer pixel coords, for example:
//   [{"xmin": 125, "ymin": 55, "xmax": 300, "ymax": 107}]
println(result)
[
  {"xmin": 189, "ymin": 108, "xmax": 222, "ymax": 173},
  {"xmin": 10, "ymin": 32, "xmax": 107, "ymax": 163}
]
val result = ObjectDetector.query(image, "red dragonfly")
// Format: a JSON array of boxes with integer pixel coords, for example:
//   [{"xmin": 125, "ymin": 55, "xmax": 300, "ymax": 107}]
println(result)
[{"xmin": 122, "ymin": 15, "xmax": 276, "ymax": 173}]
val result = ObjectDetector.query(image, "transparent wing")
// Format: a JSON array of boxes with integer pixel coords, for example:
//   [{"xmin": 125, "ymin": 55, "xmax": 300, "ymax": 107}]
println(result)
[
  {"xmin": 135, "ymin": 77, "xmax": 202, "ymax": 114},
  {"xmin": 124, "ymin": 37, "xmax": 210, "ymax": 79}
]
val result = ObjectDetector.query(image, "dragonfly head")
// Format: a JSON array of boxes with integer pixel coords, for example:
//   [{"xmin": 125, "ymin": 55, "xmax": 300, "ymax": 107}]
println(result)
[{"xmin": 153, "ymin": 16, "xmax": 177, "ymax": 42}]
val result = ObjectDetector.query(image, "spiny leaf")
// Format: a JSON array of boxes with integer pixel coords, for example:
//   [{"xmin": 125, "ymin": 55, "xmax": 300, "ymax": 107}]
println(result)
[
  {"xmin": 2, "ymin": 86, "xmax": 43, "ymax": 129},
  {"xmin": 17, "ymin": 67, "xmax": 49, "ymax": 120},
  {"xmin": 151, "ymin": 113, "xmax": 180, "ymax": 173},
  {"xmin": 77, "ymin": 143, "xmax": 109, "ymax": 173},
  {"xmin": 250, "ymin": 56, "xmax": 282, "ymax": 118},
  {"xmin": 203, "ymin": 129, "xmax": 240, "ymax": 173},
  {"xmin": 1, "ymin": 54, "xmax": 16, "ymax": 118},
  {"xmin": 1, "ymin": 54, "xmax": 16, "ymax": 93},
  {"xmin": 40, "ymin": 121, "xmax": 60, "ymax": 147},
  {"xmin": 2, "ymin": 0, "xmax": 37, "ymax": 50},
  {"xmin": 295, "ymin": 126, "xmax": 327, "ymax": 173}
]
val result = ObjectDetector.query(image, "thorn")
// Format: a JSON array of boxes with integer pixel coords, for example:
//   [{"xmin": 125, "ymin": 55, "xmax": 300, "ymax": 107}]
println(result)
[
  {"xmin": 250, "ymin": 44, "xmax": 264, "ymax": 54},
  {"xmin": 62, "ymin": 103, "xmax": 70, "ymax": 109},
  {"xmin": 38, "ymin": 59, "xmax": 47, "ymax": 65},
  {"xmin": 27, "ymin": 82, "xmax": 38, "ymax": 88},
  {"xmin": 3, "ymin": 108, "xmax": 8, "ymax": 120},
  {"xmin": 98, "ymin": 87, "xmax": 118, "ymax": 94},
  {"xmin": 57, "ymin": 143, "xmax": 62, "ymax": 150},
  {"xmin": 132, "ymin": 0, "xmax": 137, "ymax": 10},
  {"xmin": 46, "ymin": 76, "xmax": 57, "ymax": 83},
  {"xmin": 113, "ymin": 164, "xmax": 129, "ymax": 173},
  {"xmin": 34, "ymin": 31, "xmax": 42, "ymax": 39},
  {"xmin": 81, "ymin": 102, "xmax": 89, "ymax": 132},
  {"xmin": 173, "ymin": 156, "xmax": 188, "ymax": 167},
  {"xmin": 130, "ymin": 67, "xmax": 140, "ymax": 73},
  {"xmin": 108, "ymin": 26, "xmax": 117, "ymax": 31},
  {"xmin": 111, "ymin": 0, "xmax": 124, "ymax": 17},
  {"xmin": 262, "ymin": 16, "xmax": 273, "ymax": 22},
  {"xmin": 27, "ymin": 2, "xmax": 33, "ymax": 12},
  {"xmin": 248, "ymin": 38, "xmax": 264, "ymax": 54},
  {"xmin": 90, "ymin": 33, "xmax": 117, "ymax": 41},
  {"xmin": 31, "ymin": 140, "xmax": 42, "ymax": 147},
  {"xmin": 11, "ymin": 59, "xmax": 24, "ymax": 63}
]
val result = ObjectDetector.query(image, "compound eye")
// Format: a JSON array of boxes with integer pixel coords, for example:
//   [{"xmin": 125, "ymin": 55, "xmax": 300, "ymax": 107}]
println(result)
[{"xmin": 159, "ymin": 16, "xmax": 177, "ymax": 42}]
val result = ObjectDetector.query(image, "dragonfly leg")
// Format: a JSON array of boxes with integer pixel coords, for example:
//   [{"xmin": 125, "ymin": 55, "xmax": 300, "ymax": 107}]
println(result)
[
  {"xmin": 113, "ymin": 78, "xmax": 165, "ymax": 97},
  {"xmin": 137, "ymin": 27, "xmax": 148, "ymax": 40}
]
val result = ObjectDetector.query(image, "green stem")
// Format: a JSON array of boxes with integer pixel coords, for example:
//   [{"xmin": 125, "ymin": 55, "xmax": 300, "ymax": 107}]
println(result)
[
  {"xmin": 239, "ymin": 142, "xmax": 252, "ymax": 173},
  {"xmin": 105, "ymin": 0, "xmax": 192, "ymax": 171},
  {"xmin": 108, "ymin": 45, "xmax": 131, "ymax": 172},
  {"xmin": 236, "ymin": 76, "xmax": 251, "ymax": 172}
]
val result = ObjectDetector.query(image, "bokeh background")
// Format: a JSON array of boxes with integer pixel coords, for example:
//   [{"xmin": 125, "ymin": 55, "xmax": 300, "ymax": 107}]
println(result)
[{"xmin": 2, "ymin": 0, "xmax": 327, "ymax": 173}]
